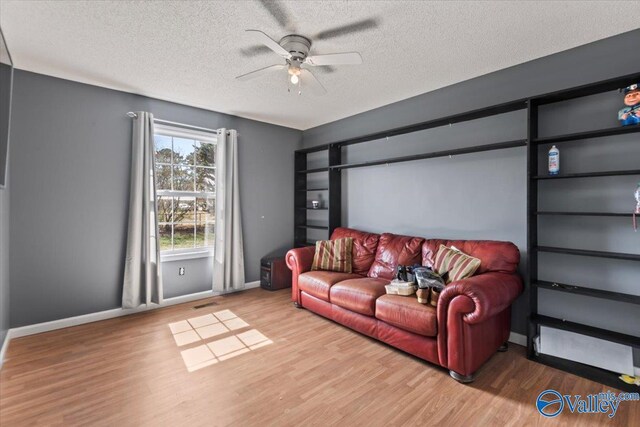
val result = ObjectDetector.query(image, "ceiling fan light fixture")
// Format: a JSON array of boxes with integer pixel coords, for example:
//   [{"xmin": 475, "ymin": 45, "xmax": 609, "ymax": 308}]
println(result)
[
  {"xmin": 287, "ymin": 65, "xmax": 301, "ymax": 76},
  {"xmin": 238, "ymin": 27, "xmax": 364, "ymax": 95}
]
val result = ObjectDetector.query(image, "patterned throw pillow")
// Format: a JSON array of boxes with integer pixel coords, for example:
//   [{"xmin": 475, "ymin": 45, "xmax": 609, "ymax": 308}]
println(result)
[
  {"xmin": 434, "ymin": 244, "xmax": 481, "ymax": 283},
  {"xmin": 311, "ymin": 238, "xmax": 353, "ymax": 273}
]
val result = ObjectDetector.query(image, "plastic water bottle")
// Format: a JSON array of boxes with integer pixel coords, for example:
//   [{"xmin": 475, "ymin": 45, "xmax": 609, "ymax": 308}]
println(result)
[{"xmin": 548, "ymin": 145, "xmax": 560, "ymax": 176}]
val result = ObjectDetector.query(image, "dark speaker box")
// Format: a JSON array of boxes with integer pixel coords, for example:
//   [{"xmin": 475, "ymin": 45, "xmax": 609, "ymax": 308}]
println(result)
[{"xmin": 260, "ymin": 255, "xmax": 292, "ymax": 291}]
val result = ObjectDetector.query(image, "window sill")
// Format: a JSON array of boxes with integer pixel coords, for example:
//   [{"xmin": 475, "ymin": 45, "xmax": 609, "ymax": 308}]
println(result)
[{"xmin": 161, "ymin": 250, "xmax": 213, "ymax": 263}]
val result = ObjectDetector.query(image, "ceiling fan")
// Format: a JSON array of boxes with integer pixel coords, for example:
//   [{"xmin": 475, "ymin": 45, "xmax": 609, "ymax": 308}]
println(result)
[{"xmin": 236, "ymin": 0, "xmax": 380, "ymax": 95}]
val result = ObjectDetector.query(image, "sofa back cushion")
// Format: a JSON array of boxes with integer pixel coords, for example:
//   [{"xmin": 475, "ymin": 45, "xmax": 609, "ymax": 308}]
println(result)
[
  {"xmin": 311, "ymin": 238, "xmax": 353, "ymax": 273},
  {"xmin": 368, "ymin": 233, "xmax": 425, "ymax": 280},
  {"xmin": 331, "ymin": 227, "xmax": 380, "ymax": 276},
  {"xmin": 422, "ymin": 240, "xmax": 520, "ymax": 275}
]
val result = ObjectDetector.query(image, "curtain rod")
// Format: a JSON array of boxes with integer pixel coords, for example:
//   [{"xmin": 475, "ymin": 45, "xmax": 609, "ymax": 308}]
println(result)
[{"xmin": 126, "ymin": 112, "xmax": 228, "ymax": 135}]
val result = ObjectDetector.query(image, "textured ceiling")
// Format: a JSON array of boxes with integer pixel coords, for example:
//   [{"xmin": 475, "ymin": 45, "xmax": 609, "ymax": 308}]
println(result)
[{"xmin": 0, "ymin": 1, "xmax": 638, "ymax": 130}]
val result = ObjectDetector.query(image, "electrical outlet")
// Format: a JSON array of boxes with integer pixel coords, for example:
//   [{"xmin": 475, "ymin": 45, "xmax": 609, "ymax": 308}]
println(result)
[{"xmin": 179, "ymin": 267, "xmax": 185, "ymax": 276}]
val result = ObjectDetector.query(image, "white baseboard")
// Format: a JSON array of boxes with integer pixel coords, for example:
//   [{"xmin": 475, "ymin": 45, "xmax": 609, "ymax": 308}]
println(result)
[
  {"xmin": 508, "ymin": 332, "xmax": 527, "ymax": 347},
  {"xmin": 244, "ymin": 280, "xmax": 260, "ymax": 289},
  {"xmin": 0, "ymin": 331, "xmax": 11, "ymax": 369},
  {"xmin": 8, "ymin": 281, "xmax": 261, "ymax": 340}
]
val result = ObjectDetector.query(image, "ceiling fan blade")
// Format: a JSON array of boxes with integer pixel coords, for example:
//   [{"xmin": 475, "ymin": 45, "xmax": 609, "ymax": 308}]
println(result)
[
  {"xmin": 257, "ymin": 0, "xmax": 291, "ymax": 30},
  {"xmin": 315, "ymin": 18, "xmax": 380, "ymax": 40},
  {"xmin": 245, "ymin": 30, "xmax": 291, "ymax": 59},
  {"xmin": 305, "ymin": 52, "xmax": 362, "ymax": 66},
  {"xmin": 236, "ymin": 64, "xmax": 285, "ymax": 81},
  {"xmin": 300, "ymin": 69, "xmax": 326, "ymax": 95},
  {"xmin": 313, "ymin": 65, "xmax": 337, "ymax": 74},
  {"xmin": 239, "ymin": 44, "xmax": 273, "ymax": 57}
]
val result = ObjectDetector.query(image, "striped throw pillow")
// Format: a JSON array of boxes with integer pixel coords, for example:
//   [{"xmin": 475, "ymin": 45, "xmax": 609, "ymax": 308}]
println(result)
[
  {"xmin": 311, "ymin": 238, "xmax": 353, "ymax": 273},
  {"xmin": 434, "ymin": 244, "xmax": 481, "ymax": 283}
]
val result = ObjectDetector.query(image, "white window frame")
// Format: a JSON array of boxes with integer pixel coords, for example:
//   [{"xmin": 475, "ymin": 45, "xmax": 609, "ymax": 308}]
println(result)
[{"xmin": 153, "ymin": 123, "xmax": 217, "ymax": 261}]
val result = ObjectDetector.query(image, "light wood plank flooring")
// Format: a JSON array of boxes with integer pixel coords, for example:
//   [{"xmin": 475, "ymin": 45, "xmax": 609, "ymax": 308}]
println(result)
[{"xmin": 1, "ymin": 288, "xmax": 638, "ymax": 426}]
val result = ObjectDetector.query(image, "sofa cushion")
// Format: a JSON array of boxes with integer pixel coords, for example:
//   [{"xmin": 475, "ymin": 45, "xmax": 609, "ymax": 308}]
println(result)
[
  {"xmin": 298, "ymin": 271, "xmax": 362, "ymax": 302},
  {"xmin": 434, "ymin": 244, "xmax": 481, "ymax": 283},
  {"xmin": 368, "ymin": 233, "xmax": 425, "ymax": 280},
  {"xmin": 423, "ymin": 239, "xmax": 520, "ymax": 275},
  {"xmin": 311, "ymin": 238, "xmax": 353, "ymax": 273},
  {"xmin": 330, "ymin": 277, "xmax": 390, "ymax": 316},
  {"xmin": 331, "ymin": 227, "xmax": 380, "ymax": 275},
  {"xmin": 375, "ymin": 294, "xmax": 437, "ymax": 337}
]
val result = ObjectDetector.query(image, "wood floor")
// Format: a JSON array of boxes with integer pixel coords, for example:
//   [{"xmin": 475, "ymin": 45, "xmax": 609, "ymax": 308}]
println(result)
[{"xmin": 1, "ymin": 288, "xmax": 638, "ymax": 426}]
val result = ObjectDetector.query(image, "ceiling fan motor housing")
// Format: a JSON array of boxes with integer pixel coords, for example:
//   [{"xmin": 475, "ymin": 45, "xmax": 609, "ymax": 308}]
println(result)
[{"xmin": 280, "ymin": 35, "xmax": 311, "ymax": 61}]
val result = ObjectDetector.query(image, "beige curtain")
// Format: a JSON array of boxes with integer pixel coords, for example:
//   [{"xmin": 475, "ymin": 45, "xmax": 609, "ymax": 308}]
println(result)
[
  {"xmin": 122, "ymin": 112, "xmax": 163, "ymax": 308},
  {"xmin": 213, "ymin": 129, "xmax": 245, "ymax": 292}
]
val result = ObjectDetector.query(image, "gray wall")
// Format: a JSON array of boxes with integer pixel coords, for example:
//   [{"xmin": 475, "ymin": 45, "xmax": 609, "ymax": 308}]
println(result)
[
  {"xmin": 162, "ymin": 256, "xmax": 213, "ymax": 299},
  {"xmin": 0, "ymin": 160, "xmax": 8, "ymax": 348},
  {"xmin": 302, "ymin": 29, "xmax": 640, "ymax": 337},
  {"xmin": 9, "ymin": 70, "xmax": 301, "ymax": 327},
  {"xmin": 0, "ymin": 62, "xmax": 11, "ymax": 351}
]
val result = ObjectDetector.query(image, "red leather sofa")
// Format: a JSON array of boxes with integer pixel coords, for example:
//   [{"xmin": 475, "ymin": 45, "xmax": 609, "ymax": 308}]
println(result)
[{"xmin": 285, "ymin": 227, "xmax": 523, "ymax": 383}]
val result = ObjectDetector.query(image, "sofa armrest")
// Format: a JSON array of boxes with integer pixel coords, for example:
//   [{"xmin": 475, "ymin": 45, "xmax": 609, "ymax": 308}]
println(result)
[
  {"xmin": 286, "ymin": 246, "xmax": 316, "ymax": 275},
  {"xmin": 436, "ymin": 272, "xmax": 523, "ymax": 375},
  {"xmin": 437, "ymin": 272, "xmax": 523, "ymax": 325},
  {"xmin": 286, "ymin": 246, "xmax": 316, "ymax": 303}
]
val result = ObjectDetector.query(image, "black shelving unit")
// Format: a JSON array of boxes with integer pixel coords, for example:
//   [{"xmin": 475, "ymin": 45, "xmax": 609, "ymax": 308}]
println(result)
[
  {"xmin": 535, "ymin": 211, "xmax": 630, "ymax": 217},
  {"xmin": 293, "ymin": 145, "xmax": 342, "ymax": 247},
  {"xmin": 296, "ymin": 225, "xmax": 329, "ymax": 230},
  {"xmin": 533, "ymin": 169, "xmax": 640, "ymax": 180},
  {"xmin": 535, "ymin": 246, "xmax": 640, "ymax": 261},
  {"xmin": 293, "ymin": 71, "xmax": 640, "ymax": 391},
  {"xmin": 329, "ymin": 139, "xmax": 527, "ymax": 171},
  {"xmin": 532, "ymin": 281, "xmax": 640, "ymax": 305},
  {"xmin": 526, "ymin": 72, "xmax": 640, "ymax": 393},
  {"xmin": 532, "ymin": 123, "xmax": 640, "ymax": 145}
]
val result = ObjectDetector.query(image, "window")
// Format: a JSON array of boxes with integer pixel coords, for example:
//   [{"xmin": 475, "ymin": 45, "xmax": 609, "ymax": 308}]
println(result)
[{"xmin": 153, "ymin": 124, "xmax": 217, "ymax": 255}]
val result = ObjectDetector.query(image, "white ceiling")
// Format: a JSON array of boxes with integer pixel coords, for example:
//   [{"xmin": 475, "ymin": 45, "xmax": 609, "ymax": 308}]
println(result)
[{"xmin": 1, "ymin": 1, "xmax": 638, "ymax": 130}]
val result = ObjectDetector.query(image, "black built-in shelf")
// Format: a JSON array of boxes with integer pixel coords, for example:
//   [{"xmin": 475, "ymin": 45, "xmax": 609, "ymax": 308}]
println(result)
[
  {"xmin": 535, "ymin": 246, "xmax": 640, "ymax": 262},
  {"xmin": 330, "ymin": 139, "xmax": 527, "ymax": 171},
  {"xmin": 535, "ymin": 211, "xmax": 630, "ymax": 217},
  {"xmin": 533, "ymin": 280, "xmax": 640, "ymax": 305},
  {"xmin": 296, "ymin": 225, "xmax": 329, "ymax": 230},
  {"xmin": 531, "ymin": 71, "xmax": 640, "ymax": 104},
  {"xmin": 531, "ymin": 314, "xmax": 640, "ymax": 348},
  {"xmin": 533, "ymin": 169, "xmax": 640, "ymax": 180},
  {"xmin": 297, "ymin": 167, "xmax": 329, "ymax": 174},
  {"xmin": 293, "ymin": 146, "xmax": 341, "ymax": 247},
  {"xmin": 526, "ymin": 72, "xmax": 640, "ymax": 392},
  {"xmin": 533, "ymin": 123, "xmax": 640, "ymax": 145},
  {"xmin": 296, "ymin": 188, "xmax": 329, "ymax": 192},
  {"xmin": 306, "ymin": 100, "xmax": 527, "ymax": 151},
  {"xmin": 531, "ymin": 353, "xmax": 639, "ymax": 393}
]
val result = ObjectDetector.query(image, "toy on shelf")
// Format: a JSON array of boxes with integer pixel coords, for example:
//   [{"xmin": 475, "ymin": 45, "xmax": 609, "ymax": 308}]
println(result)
[
  {"xmin": 634, "ymin": 182, "xmax": 640, "ymax": 232},
  {"xmin": 618, "ymin": 83, "xmax": 640, "ymax": 126},
  {"xmin": 619, "ymin": 374, "xmax": 640, "ymax": 387}
]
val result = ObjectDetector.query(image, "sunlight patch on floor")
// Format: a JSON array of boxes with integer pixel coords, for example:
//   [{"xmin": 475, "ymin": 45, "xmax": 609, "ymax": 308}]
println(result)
[{"xmin": 168, "ymin": 310, "xmax": 273, "ymax": 372}]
